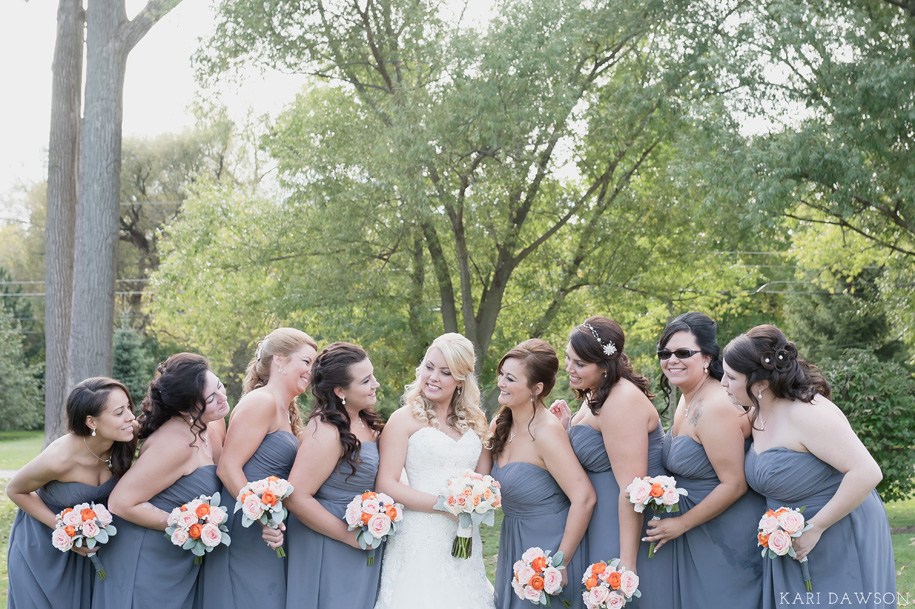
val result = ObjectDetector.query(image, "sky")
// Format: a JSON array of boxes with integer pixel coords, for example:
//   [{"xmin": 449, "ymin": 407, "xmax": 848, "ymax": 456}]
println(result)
[{"xmin": 0, "ymin": 0, "xmax": 310, "ymax": 206}]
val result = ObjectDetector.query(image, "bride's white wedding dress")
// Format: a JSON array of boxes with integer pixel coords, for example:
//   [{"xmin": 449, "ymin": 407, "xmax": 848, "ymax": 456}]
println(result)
[{"xmin": 375, "ymin": 426, "xmax": 496, "ymax": 609}]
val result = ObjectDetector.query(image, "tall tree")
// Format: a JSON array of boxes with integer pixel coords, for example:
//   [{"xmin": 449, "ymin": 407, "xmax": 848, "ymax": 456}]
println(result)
[{"xmin": 44, "ymin": 0, "xmax": 183, "ymax": 442}]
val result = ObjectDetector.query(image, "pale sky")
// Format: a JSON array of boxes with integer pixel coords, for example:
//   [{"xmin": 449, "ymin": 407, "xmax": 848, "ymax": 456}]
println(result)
[{"xmin": 0, "ymin": 0, "xmax": 310, "ymax": 202}]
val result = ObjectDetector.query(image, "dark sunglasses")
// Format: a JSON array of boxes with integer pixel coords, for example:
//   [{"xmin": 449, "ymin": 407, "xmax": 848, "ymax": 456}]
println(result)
[{"xmin": 657, "ymin": 348, "xmax": 701, "ymax": 360}]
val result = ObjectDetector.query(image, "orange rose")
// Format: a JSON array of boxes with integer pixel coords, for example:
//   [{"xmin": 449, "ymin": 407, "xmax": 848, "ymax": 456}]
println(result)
[
  {"xmin": 189, "ymin": 523, "xmax": 202, "ymax": 539},
  {"xmin": 64, "ymin": 525, "xmax": 77, "ymax": 538},
  {"xmin": 362, "ymin": 491, "xmax": 377, "ymax": 500},
  {"xmin": 195, "ymin": 504, "xmax": 211, "ymax": 518},
  {"xmin": 261, "ymin": 491, "xmax": 278, "ymax": 507},
  {"xmin": 180, "ymin": 504, "xmax": 189, "ymax": 511},
  {"xmin": 758, "ymin": 532, "xmax": 770, "ymax": 547},
  {"xmin": 241, "ymin": 491, "xmax": 253, "ymax": 503},
  {"xmin": 385, "ymin": 506, "xmax": 398, "ymax": 521},
  {"xmin": 267, "ymin": 476, "xmax": 279, "ymax": 483},
  {"xmin": 361, "ymin": 512, "xmax": 372, "ymax": 525},
  {"xmin": 530, "ymin": 575, "xmax": 545, "ymax": 591},
  {"xmin": 585, "ymin": 576, "xmax": 599, "ymax": 590},
  {"xmin": 531, "ymin": 556, "xmax": 547, "ymax": 573},
  {"xmin": 80, "ymin": 508, "xmax": 97, "ymax": 521},
  {"xmin": 591, "ymin": 562, "xmax": 607, "ymax": 575},
  {"xmin": 649, "ymin": 483, "xmax": 664, "ymax": 498},
  {"xmin": 62, "ymin": 508, "xmax": 73, "ymax": 516},
  {"xmin": 462, "ymin": 488, "xmax": 473, "ymax": 496},
  {"xmin": 607, "ymin": 571, "xmax": 622, "ymax": 589}
]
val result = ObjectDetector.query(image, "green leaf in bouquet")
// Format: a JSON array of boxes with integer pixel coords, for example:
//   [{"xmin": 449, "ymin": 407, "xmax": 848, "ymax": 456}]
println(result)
[
  {"xmin": 191, "ymin": 544, "xmax": 206, "ymax": 557},
  {"xmin": 222, "ymin": 533, "xmax": 231, "ymax": 546},
  {"xmin": 358, "ymin": 533, "xmax": 367, "ymax": 550},
  {"xmin": 183, "ymin": 539, "xmax": 197, "ymax": 550},
  {"xmin": 211, "ymin": 491, "xmax": 221, "ymax": 506},
  {"xmin": 94, "ymin": 529, "xmax": 109, "ymax": 544},
  {"xmin": 552, "ymin": 550, "xmax": 565, "ymax": 567},
  {"xmin": 105, "ymin": 524, "xmax": 117, "ymax": 535}
]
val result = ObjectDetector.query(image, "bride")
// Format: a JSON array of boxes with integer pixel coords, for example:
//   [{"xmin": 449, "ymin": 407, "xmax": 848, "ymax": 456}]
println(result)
[{"xmin": 375, "ymin": 333, "xmax": 495, "ymax": 609}]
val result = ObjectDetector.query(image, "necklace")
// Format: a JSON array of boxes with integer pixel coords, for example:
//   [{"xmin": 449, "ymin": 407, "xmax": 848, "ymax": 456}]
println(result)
[
  {"xmin": 83, "ymin": 437, "xmax": 112, "ymax": 469},
  {"xmin": 508, "ymin": 430, "xmax": 516, "ymax": 443}
]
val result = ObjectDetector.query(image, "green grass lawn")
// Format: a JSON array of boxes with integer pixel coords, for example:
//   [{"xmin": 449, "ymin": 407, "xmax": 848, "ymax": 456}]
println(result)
[{"xmin": 0, "ymin": 431, "xmax": 43, "ymax": 469}]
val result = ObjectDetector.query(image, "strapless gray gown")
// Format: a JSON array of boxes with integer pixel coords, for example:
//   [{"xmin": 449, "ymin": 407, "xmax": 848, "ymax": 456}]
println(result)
[
  {"xmin": 745, "ymin": 446, "xmax": 897, "ymax": 608},
  {"xmin": 662, "ymin": 431, "xmax": 765, "ymax": 609},
  {"xmin": 199, "ymin": 431, "xmax": 297, "ymax": 608},
  {"xmin": 91, "ymin": 465, "xmax": 221, "ymax": 609},
  {"xmin": 7, "ymin": 477, "xmax": 116, "ymax": 609},
  {"xmin": 568, "ymin": 422, "xmax": 674, "ymax": 609},
  {"xmin": 491, "ymin": 460, "xmax": 585, "ymax": 609},
  {"xmin": 285, "ymin": 442, "xmax": 382, "ymax": 609}
]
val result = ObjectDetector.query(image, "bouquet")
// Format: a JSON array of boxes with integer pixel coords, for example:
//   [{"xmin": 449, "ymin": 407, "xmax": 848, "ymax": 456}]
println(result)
[
  {"xmin": 758, "ymin": 506, "xmax": 813, "ymax": 592},
  {"xmin": 52, "ymin": 502, "xmax": 117, "ymax": 579},
  {"xmin": 511, "ymin": 546, "xmax": 570, "ymax": 607},
  {"xmin": 581, "ymin": 559, "xmax": 641, "ymax": 609},
  {"xmin": 344, "ymin": 490, "xmax": 404, "ymax": 565},
  {"xmin": 433, "ymin": 471, "xmax": 502, "ymax": 559},
  {"xmin": 235, "ymin": 476, "xmax": 294, "ymax": 557},
  {"xmin": 625, "ymin": 474, "xmax": 687, "ymax": 557},
  {"xmin": 165, "ymin": 492, "xmax": 231, "ymax": 564}
]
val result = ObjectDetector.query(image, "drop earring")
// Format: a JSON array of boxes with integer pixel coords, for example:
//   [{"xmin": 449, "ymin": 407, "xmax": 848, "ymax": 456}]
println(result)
[
  {"xmin": 703, "ymin": 365, "xmax": 709, "ymax": 374},
  {"xmin": 757, "ymin": 390, "xmax": 763, "ymax": 400},
  {"xmin": 91, "ymin": 428, "xmax": 96, "ymax": 437},
  {"xmin": 342, "ymin": 397, "xmax": 346, "ymax": 405}
]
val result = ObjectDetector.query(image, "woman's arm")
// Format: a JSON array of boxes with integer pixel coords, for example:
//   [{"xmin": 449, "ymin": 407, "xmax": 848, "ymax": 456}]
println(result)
[
  {"xmin": 375, "ymin": 409, "xmax": 440, "ymax": 513},
  {"xmin": 108, "ymin": 431, "xmax": 192, "ymax": 531},
  {"xmin": 283, "ymin": 421, "xmax": 361, "ymax": 548},
  {"xmin": 645, "ymin": 397, "xmax": 749, "ymax": 551},
  {"xmin": 216, "ymin": 391, "xmax": 275, "ymax": 501},
  {"xmin": 790, "ymin": 398, "xmax": 883, "ymax": 560},
  {"xmin": 538, "ymin": 419, "xmax": 596, "ymax": 569},
  {"xmin": 7, "ymin": 444, "xmax": 69, "ymax": 529}
]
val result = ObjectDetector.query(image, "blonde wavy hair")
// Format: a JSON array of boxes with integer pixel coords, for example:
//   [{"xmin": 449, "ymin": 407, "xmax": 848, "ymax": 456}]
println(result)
[
  {"xmin": 243, "ymin": 327, "xmax": 318, "ymax": 436},
  {"xmin": 403, "ymin": 333, "xmax": 489, "ymax": 441}
]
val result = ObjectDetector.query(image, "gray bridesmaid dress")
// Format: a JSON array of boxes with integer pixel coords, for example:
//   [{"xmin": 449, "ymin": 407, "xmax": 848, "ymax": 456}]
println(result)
[
  {"xmin": 491, "ymin": 460, "xmax": 586, "ymax": 609},
  {"xmin": 568, "ymin": 422, "xmax": 674, "ymax": 609},
  {"xmin": 745, "ymin": 446, "xmax": 897, "ymax": 609},
  {"xmin": 661, "ymin": 431, "xmax": 765, "ymax": 609},
  {"xmin": 285, "ymin": 441, "xmax": 382, "ymax": 609},
  {"xmin": 91, "ymin": 465, "xmax": 220, "ymax": 609},
  {"xmin": 200, "ymin": 431, "xmax": 297, "ymax": 608},
  {"xmin": 7, "ymin": 477, "xmax": 116, "ymax": 609}
]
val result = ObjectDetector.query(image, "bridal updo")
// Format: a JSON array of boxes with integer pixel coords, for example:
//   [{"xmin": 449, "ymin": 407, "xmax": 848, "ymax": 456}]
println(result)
[{"xmin": 139, "ymin": 352, "xmax": 210, "ymax": 446}]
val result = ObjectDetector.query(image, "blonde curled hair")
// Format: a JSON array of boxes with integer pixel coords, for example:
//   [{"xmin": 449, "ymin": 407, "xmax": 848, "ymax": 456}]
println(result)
[
  {"xmin": 243, "ymin": 327, "xmax": 318, "ymax": 436},
  {"xmin": 402, "ymin": 333, "xmax": 489, "ymax": 441}
]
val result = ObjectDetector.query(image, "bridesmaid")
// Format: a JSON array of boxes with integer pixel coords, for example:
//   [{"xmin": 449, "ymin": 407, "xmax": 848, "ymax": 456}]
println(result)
[
  {"xmin": 263, "ymin": 342, "xmax": 384, "ymax": 608},
  {"xmin": 643, "ymin": 312, "xmax": 764, "ymax": 609},
  {"xmin": 94, "ymin": 353, "xmax": 228, "ymax": 609},
  {"xmin": 723, "ymin": 325, "xmax": 896, "ymax": 608},
  {"xmin": 550, "ymin": 316, "xmax": 672, "ymax": 608},
  {"xmin": 7, "ymin": 378, "xmax": 137, "ymax": 609},
  {"xmin": 490, "ymin": 339, "xmax": 595, "ymax": 609},
  {"xmin": 203, "ymin": 327, "xmax": 317, "ymax": 608}
]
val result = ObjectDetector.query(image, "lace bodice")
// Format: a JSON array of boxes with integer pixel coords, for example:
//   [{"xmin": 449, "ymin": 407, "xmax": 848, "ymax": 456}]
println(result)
[{"xmin": 403, "ymin": 426, "xmax": 483, "ymax": 492}]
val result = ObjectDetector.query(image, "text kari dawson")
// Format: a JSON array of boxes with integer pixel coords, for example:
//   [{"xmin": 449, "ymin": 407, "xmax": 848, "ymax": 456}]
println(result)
[{"xmin": 779, "ymin": 592, "xmax": 907, "ymax": 606}]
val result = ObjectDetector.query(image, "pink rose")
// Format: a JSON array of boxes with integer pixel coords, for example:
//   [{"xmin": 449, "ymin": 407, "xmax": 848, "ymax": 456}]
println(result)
[
  {"xmin": 200, "ymin": 523, "xmax": 223, "ymax": 547},
  {"xmin": 81, "ymin": 520, "xmax": 100, "ymax": 538},
  {"xmin": 767, "ymin": 529, "xmax": 792, "ymax": 556},
  {"xmin": 376, "ymin": 493, "xmax": 395, "ymax": 505},
  {"xmin": 523, "ymin": 585, "xmax": 542, "ymax": 603},
  {"xmin": 177, "ymin": 510, "xmax": 198, "ymax": 529},
  {"xmin": 367, "ymin": 513, "xmax": 391, "ymax": 538},
  {"xmin": 606, "ymin": 591, "xmax": 626, "ymax": 609},
  {"xmin": 543, "ymin": 567, "xmax": 563, "ymax": 594},
  {"xmin": 662, "ymin": 487, "xmax": 681, "ymax": 506},
  {"xmin": 93, "ymin": 504, "xmax": 113, "ymax": 526},
  {"xmin": 206, "ymin": 507, "xmax": 226, "ymax": 525},
  {"xmin": 250, "ymin": 479, "xmax": 268, "ymax": 494},
  {"xmin": 521, "ymin": 546, "xmax": 546, "ymax": 563},
  {"xmin": 362, "ymin": 498, "xmax": 380, "ymax": 514},
  {"xmin": 619, "ymin": 570, "xmax": 639, "ymax": 598},
  {"xmin": 626, "ymin": 478, "xmax": 652, "ymax": 506},
  {"xmin": 588, "ymin": 585, "xmax": 611, "ymax": 607},
  {"xmin": 51, "ymin": 527, "xmax": 73, "ymax": 552},
  {"xmin": 516, "ymin": 565, "xmax": 536, "ymax": 585},
  {"xmin": 268, "ymin": 478, "xmax": 290, "ymax": 497},
  {"xmin": 777, "ymin": 510, "xmax": 806, "ymax": 535},
  {"xmin": 242, "ymin": 493, "xmax": 264, "ymax": 521},
  {"xmin": 62, "ymin": 510, "xmax": 82, "ymax": 527},
  {"xmin": 758, "ymin": 514, "xmax": 779, "ymax": 535},
  {"xmin": 344, "ymin": 503, "xmax": 361, "ymax": 527},
  {"xmin": 170, "ymin": 527, "xmax": 189, "ymax": 546},
  {"xmin": 511, "ymin": 577, "xmax": 526, "ymax": 600}
]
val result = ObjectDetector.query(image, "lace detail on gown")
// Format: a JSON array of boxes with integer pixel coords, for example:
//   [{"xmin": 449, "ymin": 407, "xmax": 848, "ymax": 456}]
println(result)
[{"xmin": 374, "ymin": 426, "xmax": 495, "ymax": 609}]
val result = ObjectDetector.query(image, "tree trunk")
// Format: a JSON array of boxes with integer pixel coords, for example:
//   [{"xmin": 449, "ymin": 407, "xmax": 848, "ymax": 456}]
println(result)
[{"xmin": 44, "ymin": 0, "xmax": 84, "ymax": 444}]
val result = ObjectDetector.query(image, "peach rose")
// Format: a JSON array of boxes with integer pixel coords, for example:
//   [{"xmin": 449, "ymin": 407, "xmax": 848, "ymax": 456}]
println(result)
[
  {"xmin": 362, "ymin": 498, "xmax": 380, "ymax": 514},
  {"xmin": 588, "ymin": 585, "xmax": 611, "ymax": 607},
  {"xmin": 777, "ymin": 510, "xmax": 806, "ymax": 535},
  {"xmin": 200, "ymin": 523, "xmax": 223, "ymax": 547},
  {"xmin": 81, "ymin": 520, "xmax": 100, "ymax": 538},
  {"xmin": 767, "ymin": 529, "xmax": 791, "ymax": 556},
  {"xmin": 269, "ymin": 478, "xmax": 290, "ymax": 496},
  {"xmin": 626, "ymin": 478, "xmax": 652, "ymax": 505},
  {"xmin": 606, "ymin": 591, "xmax": 625, "ymax": 609},
  {"xmin": 93, "ymin": 504, "xmax": 113, "ymax": 527},
  {"xmin": 620, "ymin": 570, "xmax": 639, "ymax": 598},
  {"xmin": 662, "ymin": 487, "xmax": 681, "ymax": 506},
  {"xmin": 52, "ymin": 527, "xmax": 74, "ymax": 551},
  {"xmin": 206, "ymin": 507, "xmax": 226, "ymax": 526},
  {"xmin": 177, "ymin": 510, "xmax": 198, "ymax": 529},
  {"xmin": 242, "ymin": 493, "xmax": 264, "ymax": 521},
  {"xmin": 543, "ymin": 567, "xmax": 563, "ymax": 594},
  {"xmin": 516, "ymin": 565, "xmax": 536, "ymax": 585},
  {"xmin": 170, "ymin": 527, "xmax": 189, "ymax": 546},
  {"xmin": 62, "ymin": 510, "xmax": 82, "ymax": 527},
  {"xmin": 522, "ymin": 547, "xmax": 546, "ymax": 563},
  {"xmin": 250, "ymin": 479, "xmax": 269, "ymax": 494},
  {"xmin": 524, "ymin": 584, "xmax": 542, "ymax": 602},
  {"xmin": 367, "ymin": 513, "xmax": 391, "ymax": 538},
  {"xmin": 511, "ymin": 577, "xmax": 526, "ymax": 600},
  {"xmin": 344, "ymin": 503, "xmax": 362, "ymax": 527},
  {"xmin": 758, "ymin": 513, "xmax": 779, "ymax": 535}
]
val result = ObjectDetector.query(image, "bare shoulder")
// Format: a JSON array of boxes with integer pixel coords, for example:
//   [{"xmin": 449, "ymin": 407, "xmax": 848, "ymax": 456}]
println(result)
[
  {"xmin": 533, "ymin": 410, "xmax": 568, "ymax": 442},
  {"xmin": 230, "ymin": 388, "xmax": 276, "ymax": 422},
  {"xmin": 301, "ymin": 417, "xmax": 341, "ymax": 444},
  {"xmin": 787, "ymin": 394, "xmax": 849, "ymax": 430},
  {"xmin": 384, "ymin": 405, "xmax": 424, "ymax": 435},
  {"xmin": 25, "ymin": 435, "xmax": 74, "ymax": 479}
]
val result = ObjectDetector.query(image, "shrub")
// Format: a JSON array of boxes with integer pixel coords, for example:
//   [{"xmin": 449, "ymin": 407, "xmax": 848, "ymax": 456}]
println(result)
[
  {"xmin": 0, "ymin": 310, "xmax": 42, "ymax": 430},
  {"xmin": 819, "ymin": 349, "xmax": 915, "ymax": 502}
]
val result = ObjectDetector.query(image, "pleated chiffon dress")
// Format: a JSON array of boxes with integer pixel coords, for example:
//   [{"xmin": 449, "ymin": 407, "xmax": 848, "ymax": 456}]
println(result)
[
  {"xmin": 285, "ymin": 441, "xmax": 382, "ymax": 609},
  {"xmin": 745, "ymin": 446, "xmax": 897, "ymax": 609},
  {"xmin": 7, "ymin": 477, "xmax": 116, "ymax": 609},
  {"xmin": 662, "ymin": 431, "xmax": 765, "ymax": 609},
  {"xmin": 91, "ymin": 465, "xmax": 220, "ymax": 609},
  {"xmin": 199, "ymin": 431, "xmax": 297, "ymax": 608},
  {"xmin": 568, "ymin": 422, "xmax": 674, "ymax": 609}
]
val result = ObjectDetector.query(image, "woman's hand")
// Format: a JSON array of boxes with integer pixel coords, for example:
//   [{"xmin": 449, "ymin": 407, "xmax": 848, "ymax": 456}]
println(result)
[
  {"xmin": 262, "ymin": 522, "xmax": 285, "ymax": 549},
  {"xmin": 549, "ymin": 400, "xmax": 572, "ymax": 429},
  {"xmin": 643, "ymin": 516, "xmax": 688, "ymax": 553},
  {"xmin": 71, "ymin": 545, "xmax": 98, "ymax": 558},
  {"xmin": 792, "ymin": 521, "xmax": 824, "ymax": 561}
]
